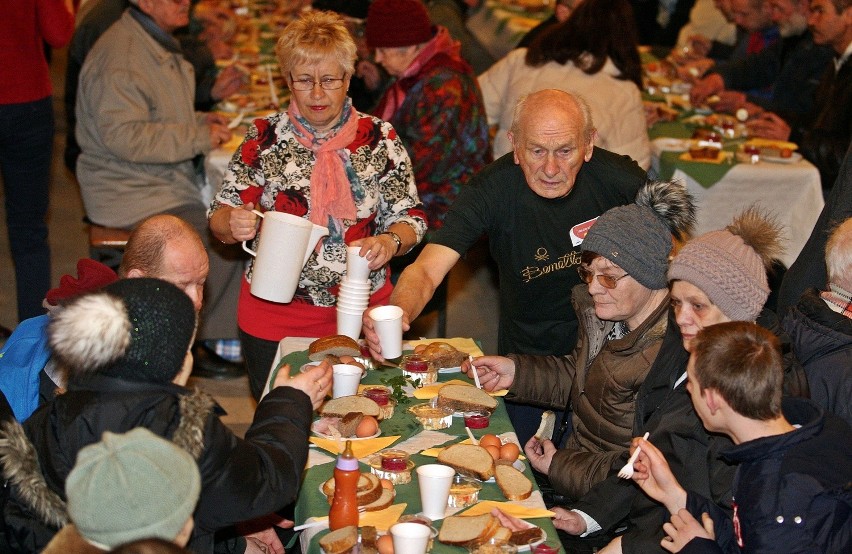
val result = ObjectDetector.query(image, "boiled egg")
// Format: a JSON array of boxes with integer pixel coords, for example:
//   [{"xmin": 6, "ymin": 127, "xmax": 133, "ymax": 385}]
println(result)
[
  {"xmin": 499, "ymin": 442, "xmax": 520, "ymax": 463},
  {"xmin": 355, "ymin": 416, "xmax": 379, "ymax": 438},
  {"xmin": 376, "ymin": 534, "xmax": 394, "ymax": 554},
  {"xmin": 478, "ymin": 434, "xmax": 501, "ymax": 449}
]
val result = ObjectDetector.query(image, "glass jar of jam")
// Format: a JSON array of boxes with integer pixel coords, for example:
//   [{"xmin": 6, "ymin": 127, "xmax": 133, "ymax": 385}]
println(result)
[
  {"xmin": 367, "ymin": 449, "xmax": 414, "ymax": 484},
  {"xmin": 362, "ymin": 386, "xmax": 390, "ymax": 406},
  {"xmin": 400, "ymin": 354, "xmax": 438, "ymax": 386},
  {"xmin": 463, "ymin": 410, "xmax": 490, "ymax": 429}
]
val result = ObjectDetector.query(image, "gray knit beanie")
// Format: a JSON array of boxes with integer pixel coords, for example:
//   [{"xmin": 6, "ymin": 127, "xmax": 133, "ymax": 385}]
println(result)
[
  {"xmin": 49, "ymin": 278, "xmax": 197, "ymax": 384},
  {"xmin": 668, "ymin": 208, "xmax": 784, "ymax": 321},
  {"xmin": 582, "ymin": 180, "xmax": 695, "ymax": 289},
  {"xmin": 66, "ymin": 428, "xmax": 200, "ymax": 548}
]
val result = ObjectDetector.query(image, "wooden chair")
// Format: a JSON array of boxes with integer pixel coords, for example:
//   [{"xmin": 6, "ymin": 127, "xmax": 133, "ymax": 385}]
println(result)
[{"xmin": 87, "ymin": 221, "xmax": 131, "ymax": 271}]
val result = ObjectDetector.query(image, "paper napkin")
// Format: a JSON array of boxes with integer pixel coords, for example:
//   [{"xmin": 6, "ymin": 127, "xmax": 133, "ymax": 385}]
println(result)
[
  {"xmin": 309, "ymin": 435, "xmax": 400, "ymax": 459},
  {"xmin": 412, "ymin": 380, "xmax": 509, "ymax": 400},
  {"xmin": 460, "ymin": 501, "xmax": 554, "ymax": 519}
]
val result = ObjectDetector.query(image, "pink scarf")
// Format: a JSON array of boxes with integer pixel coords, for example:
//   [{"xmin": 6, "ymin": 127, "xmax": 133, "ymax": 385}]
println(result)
[
  {"xmin": 288, "ymin": 101, "xmax": 359, "ymax": 226},
  {"xmin": 374, "ymin": 27, "xmax": 470, "ymax": 121}
]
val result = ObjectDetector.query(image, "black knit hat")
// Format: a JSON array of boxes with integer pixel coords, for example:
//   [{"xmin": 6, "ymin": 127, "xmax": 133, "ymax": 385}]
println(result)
[{"xmin": 49, "ymin": 278, "xmax": 197, "ymax": 384}]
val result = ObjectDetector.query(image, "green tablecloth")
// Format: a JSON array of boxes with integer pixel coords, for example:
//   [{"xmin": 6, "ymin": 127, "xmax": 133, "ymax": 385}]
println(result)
[{"xmin": 277, "ymin": 350, "xmax": 562, "ymax": 553}]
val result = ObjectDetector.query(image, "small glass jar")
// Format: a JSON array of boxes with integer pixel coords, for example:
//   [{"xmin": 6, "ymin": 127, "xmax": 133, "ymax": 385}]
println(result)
[
  {"xmin": 408, "ymin": 402, "xmax": 453, "ymax": 430},
  {"xmin": 368, "ymin": 449, "xmax": 414, "ymax": 484},
  {"xmin": 448, "ymin": 475, "xmax": 482, "ymax": 508},
  {"xmin": 400, "ymin": 354, "xmax": 438, "ymax": 387},
  {"xmin": 361, "ymin": 386, "xmax": 396, "ymax": 419},
  {"xmin": 463, "ymin": 410, "xmax": 490, "ymax": 429},
  {"xmin": 531, "ymin": 541, "xmax": 560, "ymax": 554}
]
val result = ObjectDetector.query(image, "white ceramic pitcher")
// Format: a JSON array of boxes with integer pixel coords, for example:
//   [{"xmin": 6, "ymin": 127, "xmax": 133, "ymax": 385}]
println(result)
[{"xmin": 242, "ymin": 211, "xmax": 329, "ymax": 303}]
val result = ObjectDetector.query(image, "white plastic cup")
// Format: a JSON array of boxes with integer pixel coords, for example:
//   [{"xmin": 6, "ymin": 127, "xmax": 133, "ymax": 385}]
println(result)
[
  {"xmin": 346, "ymin": 246, "xmax": 371, "ymax": 282},
  {"xmin": 416, "ymin": 464, "xmax": 455, "ymax": 520},
  {"xmin": 390, "ymin": 522, "xmax": 432, "ymax": 554},
  {"xmin": 331, "ymin": 364, "xmax": 362, "ymax": 398},
  {"xmin": 337, "ymin": 299, "xmax": 369, "ymax": 311},
  {"xmin": 336, "ymin": 309, "xmax": 364, "ymax": 341},
  {"xmin": 339, "ymin": 281, "xmax": 372, "ymax": 292},
  {"xmin": 368, "ymin": 305, "xmax": 403, "ymax": 359}
]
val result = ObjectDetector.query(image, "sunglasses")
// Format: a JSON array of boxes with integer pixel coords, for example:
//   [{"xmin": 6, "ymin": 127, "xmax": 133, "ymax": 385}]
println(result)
[{"xmin": 577, "ymin": 265, "xmax": 630, "ymax": 289}]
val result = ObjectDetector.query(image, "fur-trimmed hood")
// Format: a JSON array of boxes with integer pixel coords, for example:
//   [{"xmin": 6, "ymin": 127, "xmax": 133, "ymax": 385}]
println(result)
[{"xmin": 0, "ymin": 388, "xmax": 214, "ymax": 531}]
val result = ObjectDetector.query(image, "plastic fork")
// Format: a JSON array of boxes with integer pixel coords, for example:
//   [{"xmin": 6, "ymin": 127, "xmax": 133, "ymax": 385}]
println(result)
[{"xmin": 617, "ymin": 432, "xmax": 650, "ymax": 479}]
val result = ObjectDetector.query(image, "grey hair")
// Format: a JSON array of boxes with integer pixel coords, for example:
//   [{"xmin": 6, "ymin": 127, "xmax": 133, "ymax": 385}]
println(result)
[{"xmin": 509, "ymin": 90, "xmax": 596, "ymax": 144}]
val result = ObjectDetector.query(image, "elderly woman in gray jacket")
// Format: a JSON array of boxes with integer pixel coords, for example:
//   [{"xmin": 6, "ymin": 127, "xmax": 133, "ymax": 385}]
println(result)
[{"xmin": 466, "ymin": 180, "xmax": 694, "ymax": 501}]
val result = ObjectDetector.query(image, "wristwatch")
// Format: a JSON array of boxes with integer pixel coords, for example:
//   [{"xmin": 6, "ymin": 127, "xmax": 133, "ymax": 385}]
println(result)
[{"xmin": 380, "ymin": 231, "xmax": 402, "ymax": 255}]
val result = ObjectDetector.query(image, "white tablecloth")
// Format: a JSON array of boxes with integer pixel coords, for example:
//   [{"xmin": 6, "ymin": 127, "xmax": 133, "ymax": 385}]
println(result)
[{"xmin": 651, "ymin": 140, "xmax": 824, "ymax": 268}]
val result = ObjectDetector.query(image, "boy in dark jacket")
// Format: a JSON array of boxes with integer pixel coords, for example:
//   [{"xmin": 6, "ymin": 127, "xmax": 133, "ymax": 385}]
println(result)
[{"xmin": 630, "ymin": 321, "xmax": 852, "ymax": 553}]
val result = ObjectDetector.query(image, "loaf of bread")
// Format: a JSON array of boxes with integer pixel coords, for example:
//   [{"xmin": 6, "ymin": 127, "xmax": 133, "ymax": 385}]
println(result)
[
  {"xmin": 534, "ymin": 410, "xmax": 556, "ymax": 441},
  {"xmin": 414, "ymin": 341, "xmax": 468, "ymax": 368},
  {"xmin": 437, "ymin": 444, "xmax": 495, "ymax": 481},
  {"xmin": 436, "ymin": 384, "xmax": 497, "ymax": 413},
  {"xmin": 438, "ymin": 513, "xmax": 499, "ymax": 547},
  {"xmin": 495, "ymin": 464, "xmax": 532, "ymax": 501},
  {"xmin": 320, "ymin": 396, "xmax": 381, "ymax": 419},
  {"xmin": 319, "ymin": 526, "xmax": 358, "ymax": 554},
  {"xmin": 309, "ymin": 335, "xmax": 361, "ymax": 361}
]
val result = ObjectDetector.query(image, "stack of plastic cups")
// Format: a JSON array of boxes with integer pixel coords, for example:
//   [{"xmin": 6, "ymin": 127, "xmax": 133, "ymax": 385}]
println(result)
[{"xmin": 337, "ymin": 246, "xmax": 371, "ymax": 340}]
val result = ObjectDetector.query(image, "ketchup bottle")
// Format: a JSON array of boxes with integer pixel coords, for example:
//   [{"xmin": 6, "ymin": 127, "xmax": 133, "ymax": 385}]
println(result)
[{"xmin": 329, "ymin": 440, "xmax": 360, "ymax": 530}]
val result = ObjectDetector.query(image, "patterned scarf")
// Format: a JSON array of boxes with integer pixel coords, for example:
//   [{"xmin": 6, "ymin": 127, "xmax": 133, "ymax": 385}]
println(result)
[
  {"xmin": 373, "ymin": 26, "xmax": 471, "ymax": 121},
  {"xmin": 288, "ymin": 99, "xmax": 359, "ymax": 227},
  {"xmin": 820, "ymin": 283, "xmax": 852, "ymax": 319}
]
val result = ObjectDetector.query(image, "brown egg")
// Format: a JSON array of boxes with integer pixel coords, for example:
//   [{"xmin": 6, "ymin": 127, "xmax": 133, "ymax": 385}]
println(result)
[
  {"xmin": 380, "ymin": 478, "xmax": 394, "ymax": 491},
  {"xmin": 499, "ymin": 442, "xmax": 520, "ymax": 463},
  {"xmin": 355, "ymin": 416, "xmax": 379, "ymax": 438},
  {"xmin": 377, "ymin": 534, "xmax": 395, "ymax": 554},
  {"xmin": 478, "ymin": 434, "xmax": 502, "ymax": 449},
  {"xmin": 485, "ymin": 444, "xmax": 501, "ymax": 461}
]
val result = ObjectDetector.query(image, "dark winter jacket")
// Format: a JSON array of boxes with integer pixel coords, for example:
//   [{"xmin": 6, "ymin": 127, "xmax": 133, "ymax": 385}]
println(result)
[
  {"xmin": 782, "ymin": 289, "xmax": 852, "ymax": 426},
  {"xmin": 568, "ymin": 308, "xmax": 807, "ymax": 553},
  {"xmin": 508, "ymin": 285, "xmax": 670, "ymax": 500},
  {"xmin": 681, "ymin": 398, "xmax": 852, "ymax": 554},
  {"xmin": 0, "ymin": 374, "xmax": 312, "ymax": 554}
]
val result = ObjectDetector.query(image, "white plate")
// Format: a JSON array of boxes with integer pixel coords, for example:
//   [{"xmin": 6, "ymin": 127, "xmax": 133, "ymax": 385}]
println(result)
[
  {"xmin": 311, "ymin": 419, "xmax": 381, "ymax": 441},
  {"xmin": 761, "ymin": 152, "xmax": 802, "ymax": 164}
]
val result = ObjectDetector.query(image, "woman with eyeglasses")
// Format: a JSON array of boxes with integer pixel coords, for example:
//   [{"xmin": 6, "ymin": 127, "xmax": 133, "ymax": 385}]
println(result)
[
  {"xmin": 465, "ymin": 179, "xmax": 695, "ymax": 502},
  {"xmin": 209, "ymin": 10, "xmax": 427, "ymax": 400}
]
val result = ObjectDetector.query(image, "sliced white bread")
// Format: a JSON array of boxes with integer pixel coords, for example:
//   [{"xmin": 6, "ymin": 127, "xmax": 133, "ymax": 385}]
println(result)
[
  {"xmin": 319, "ymin": 525, "xmax": 358, "ymax": 554},
  {"xmin": 495, "ymin": 464, "xmax": 532, "ymax": 501},
  {"xmin": 490, "ymin": 526, "xmax": 512, "ymax": 544},
  {"xmin": 534, "ymin": 410, "xmax": 556, "ymax": 441},
  {"xmin": 436, "ymin": 384, "xmax": 497, "ymax": 413},
  {"xmin": 320, "ymin": 396, "xmax": 381, "ymax": 419},
  {"xmin": 323, "ymin": 472, "xmax": 383, "ymax": 507},
  {"xmin": 361, "ymin": 487, "xmax": 395, "ymax": 511},
  {"xmin": 437, "ymin": 514, "xmax": 498, "ymax": 547},
  {"xmin": 437, "ymin": 444, "xmax": 495, "ymax": 481}
]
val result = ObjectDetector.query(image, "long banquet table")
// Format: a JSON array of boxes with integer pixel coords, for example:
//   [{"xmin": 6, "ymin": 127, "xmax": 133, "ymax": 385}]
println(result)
[
  {"xmin": 267, "ymin": 337, "xmax": 562, "ymax": 553},
  {"xmin": 647, "ymin": 118, "xmax": 824, "ymax": 268}
]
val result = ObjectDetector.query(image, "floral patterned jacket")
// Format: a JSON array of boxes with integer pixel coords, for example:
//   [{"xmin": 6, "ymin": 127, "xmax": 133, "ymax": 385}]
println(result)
[{"xmin": 210, "ymin": 109, "xmax": 427, "ymax": 307}]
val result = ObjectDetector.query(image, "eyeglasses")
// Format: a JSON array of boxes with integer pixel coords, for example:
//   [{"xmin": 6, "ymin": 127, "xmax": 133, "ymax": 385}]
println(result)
[
  {"xmin": 577, "ymin": 265, "xmax": 630, "ymax": 289},
  {"xmin": 288, "ymin": 73, "xmax": 346, "ymax": 91}
]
